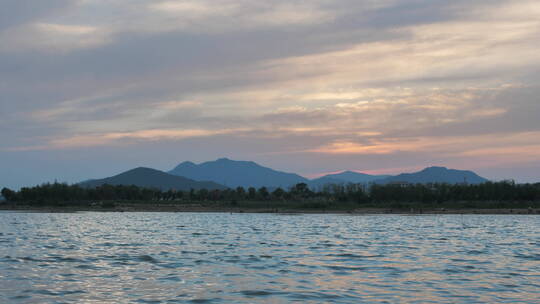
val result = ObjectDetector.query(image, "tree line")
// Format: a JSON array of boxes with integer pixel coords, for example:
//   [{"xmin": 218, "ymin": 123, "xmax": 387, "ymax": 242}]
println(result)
[{"xmin": 2, "ymin": 180, "xmax": 539, "ymax": 207}]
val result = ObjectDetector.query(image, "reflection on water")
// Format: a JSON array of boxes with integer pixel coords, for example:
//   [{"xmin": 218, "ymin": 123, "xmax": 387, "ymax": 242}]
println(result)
[{"xmin": 0, "ymin": 212, "xmax": 539, "ymax": 303}]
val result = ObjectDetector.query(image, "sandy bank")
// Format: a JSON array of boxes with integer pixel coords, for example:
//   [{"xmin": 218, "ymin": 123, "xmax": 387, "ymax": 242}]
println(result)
[{"xmin": 1, "ymin": 203, "xmax": 539, "ymax": 215}]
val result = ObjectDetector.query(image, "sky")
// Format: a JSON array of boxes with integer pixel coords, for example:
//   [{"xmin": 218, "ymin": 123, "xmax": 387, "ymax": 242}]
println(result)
[{"xmin": 1, "ymin": 0, "xmax": 540, "ymax": 189}]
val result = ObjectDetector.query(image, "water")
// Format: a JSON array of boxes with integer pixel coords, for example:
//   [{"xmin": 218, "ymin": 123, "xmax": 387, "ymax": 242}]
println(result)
[{"xmin": 0, "ymin": 212, "xmax": 539, "ymax": 303}]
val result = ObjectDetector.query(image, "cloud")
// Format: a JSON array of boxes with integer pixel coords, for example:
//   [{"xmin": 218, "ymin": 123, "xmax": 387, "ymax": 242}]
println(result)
[
  {"xmin": 0, "ymin": 0, "xmax": 72, "ymax": 30},
  {"xmin": 1, "ymin": 0, "xmax": 540, "ymax": 188},
  {"xmin": 5, "ymin": 128, "xmax": 248, "ymax": 151},
  {"xmin": 0, "ymin": 23, "xmax": 110, "ymax": 53},
  {"xmin": 9, "ymin": 84, "xmax": 537, "ymax": 158},
  {"xmin": 262, "ymin": 15, "xmax": 540, "ymax": 88}
]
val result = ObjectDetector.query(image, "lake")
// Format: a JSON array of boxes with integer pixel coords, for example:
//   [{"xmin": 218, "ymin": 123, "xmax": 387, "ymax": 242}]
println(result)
[{"xmin": 0, "ymin": 212, "xmax": 539, "ymax": 303}]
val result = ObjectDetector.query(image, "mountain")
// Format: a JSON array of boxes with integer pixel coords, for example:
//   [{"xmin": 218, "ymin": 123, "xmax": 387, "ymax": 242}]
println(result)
[
  {"xmin": 323, "ymin": 171, "xmax": 390, "ymax": 183},
  {"xmin": 78, "ymin": 163, "xmax": 488, "ymax": 191},
  {"xmin": 80, "ymin": 167, "xmax": 227, "ymax": 191},
  {"xmin": 308, "ymin": 171, "xmax": 390, "ymax": 189},
  {"xmin": 308, "ymin": 176, "xmax": 347, "ymax": 189},
  {"xmin": 377, "ymin": 166, "xmax": 488, "ymax": 184},
  {"xmin": 169, "ymin": 158, "xmax": 308, "ymax": 188}
]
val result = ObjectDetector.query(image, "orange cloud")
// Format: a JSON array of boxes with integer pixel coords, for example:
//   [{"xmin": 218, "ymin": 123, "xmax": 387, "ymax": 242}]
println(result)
[{"xmin": 6, "ymin": 128, "xmax": 247, "ymax": 151}]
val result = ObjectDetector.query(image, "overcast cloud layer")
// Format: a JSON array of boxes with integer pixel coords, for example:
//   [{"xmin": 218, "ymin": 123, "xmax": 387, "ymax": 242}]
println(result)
[{"xmin": 1, "ymin": 0, "xmax": 539, "ymax": 188}]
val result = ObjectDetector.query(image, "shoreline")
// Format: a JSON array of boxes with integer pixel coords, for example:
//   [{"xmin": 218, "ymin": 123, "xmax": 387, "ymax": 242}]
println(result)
[{"xmin": 1, "ymin": 204, "xmax": 538, "ymax": 215}]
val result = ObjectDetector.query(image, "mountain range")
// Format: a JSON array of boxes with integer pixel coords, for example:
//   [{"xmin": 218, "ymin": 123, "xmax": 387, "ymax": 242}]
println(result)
[
  {"xmin": 169, "ymin": 158, "xmax": 308, "ymax": 188},
  {"xmin": 80, "ymin": 158, "xmax": 489, "ymax": 190}
]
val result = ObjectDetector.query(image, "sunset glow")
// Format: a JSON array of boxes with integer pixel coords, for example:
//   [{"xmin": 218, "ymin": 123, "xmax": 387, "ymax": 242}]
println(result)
[{"xmin": 1, "ymin": 0, "xmax": 539, "ymax": 188}]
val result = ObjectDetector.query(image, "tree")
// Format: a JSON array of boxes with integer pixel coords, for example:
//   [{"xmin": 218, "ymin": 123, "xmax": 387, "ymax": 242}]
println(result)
[
  {"xmin": 291, "ymin": 183, "xmax": 312, "ymax": 198},
  {"xmin": 236, "ymin": 187, "xmax": 246, "ymax": 200},
  {"xmin": 258, "ymin": 187, "xmax": 269, "ymax": 200},
  {"xmin": 272, "ymin": 187, "xmax": 285, "ymax": 200},
  {"xmin": 247, "ymin": 187, "xmax": 257, "ymax": 200},
  {"xmin": 1, "ymin": 188, "xmax": 17, "ymax": 201},
  {"xmin": 198, "ymin": 189, "xmax": 209, "ymax": 200}
]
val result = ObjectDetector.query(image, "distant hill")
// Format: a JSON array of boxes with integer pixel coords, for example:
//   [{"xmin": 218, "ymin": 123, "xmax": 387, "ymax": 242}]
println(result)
[
  {"xmin": 377, "ymin": 166, "xmax": 488, "ymax": 184},
  {"xmin": 168, "ymin": 159, "xmax": 489, "ymax": 189},
  {"xmin": 323, "ymin": 171, "xmax": 390, "ymax": 183},
  {"xmin": 79, "ymin": 162, "xmax": 489, "ymax": 192},
  {"xmin": 80, "ymin": 167, "xmax": 227, "ymax": 191},
  {"xmin": 309, "ymin": 171, "xmax": 390, "ymax": 189},
  {"xmin": 308, "ymin": 176, "xmax": 347, "ymax": 189},
  {"xmin": 169, "ymin": 158, "xmax": 308, "ymax": 188}
]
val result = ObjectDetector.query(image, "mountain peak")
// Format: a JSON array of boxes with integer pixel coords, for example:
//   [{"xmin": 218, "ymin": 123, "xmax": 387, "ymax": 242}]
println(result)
[
  {"xmin": 379, "ymin": 166, "xmax": 487, "ymax": 184},
  {"xmin": 169, "ymin": 158, "xmax": 308, "ymax": 188},
  {"xmin": 214, "ymin": 158, "xmax": 257, "ymax": 166},
  {"xmin": 422, "ymin": 166, "xmax": 448, "ymax": 172},
  {"xmin": 129, "ymin": 167, "xmax": 158, "ymax": 173},
  {"xmin": 172, "ymin": 161, "xmax": 196, "ymax": 170},
  {"xmin": 315, "ymin": 170, "xmax": 389, "ymax": 185},
  {"xmin": 80, "ymin": 167, "xmax": 226, "ymax": 191}
]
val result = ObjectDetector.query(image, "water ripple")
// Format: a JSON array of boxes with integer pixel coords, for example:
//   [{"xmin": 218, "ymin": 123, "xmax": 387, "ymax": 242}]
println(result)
[{"xmin": 0, "ymin": 212, "xmax": 539, "ymax": 303}]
